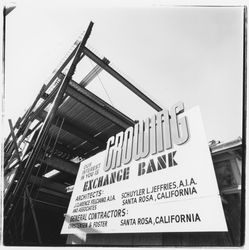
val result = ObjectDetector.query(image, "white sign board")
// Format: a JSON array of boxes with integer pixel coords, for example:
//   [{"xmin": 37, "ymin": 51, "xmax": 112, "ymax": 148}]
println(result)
[{"xmin": 61, "ymin": 106, "xmax": 227, "ymax": 235}]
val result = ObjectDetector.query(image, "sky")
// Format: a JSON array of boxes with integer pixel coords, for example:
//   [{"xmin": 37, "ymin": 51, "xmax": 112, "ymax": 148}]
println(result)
[{"xmin": 4, "ymin": 0, "xmax": 244, "ymax": 143}]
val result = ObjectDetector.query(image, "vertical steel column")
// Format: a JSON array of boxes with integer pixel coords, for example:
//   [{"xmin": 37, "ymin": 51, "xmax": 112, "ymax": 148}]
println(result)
[
  {"xmin": 4, "ymin": 117, "xmax": 21, "ymax": 150},
  {"xmin": 18, "ymin": 85, "xmax": 47, "ymax": 129},
  {"xmin": 4, "ymin": 84, "xmax": 45, "ymax": 158},
  {"xmin": 21, "ymin": 192, "xmax": 26, "ymax": 241},
  {"xmin": 26, "ymin": 188, "xmax": 42, "ymax": 244},
  {"xmin": 4, "ymin": 22, "xmax": 94, "ymax": 230},
  {"xmin": 8, "ymin": 119, "xmax": 21, "ymax": 163}
]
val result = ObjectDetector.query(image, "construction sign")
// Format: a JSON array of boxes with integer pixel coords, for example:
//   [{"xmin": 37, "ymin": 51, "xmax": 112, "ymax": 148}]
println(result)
[{"xmin": 61, "ymin": 103, "xmax": 227, "ymax": 235}]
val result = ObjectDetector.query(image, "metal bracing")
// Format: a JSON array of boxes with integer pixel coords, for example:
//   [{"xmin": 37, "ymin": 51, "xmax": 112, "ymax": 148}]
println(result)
[
  {"xmin": 4, "ymin": 22, "xmax": 94, "ymax": 232},
  {"xmin": 7, "ymin": 84, "xmax": 47, "ymax": 148},
  {"xmin": 5, "ymin": 120, "xmax": 21, "ymax": 168},
  {"xmin": 4, "ymin": 118, "xmax": 22, "ymax": 165},
  {"xmin": 3, "ymin": 22, "xmax": 165, "ymax": 245},
  {"xmin": 28, "ymin": 59, "xmax": 109, "ymax": 124},
  {"xmin": 82, "ymin": 47, "xmax": 163, "ymax": 112},
  {"xmin": 19, "ymin": 85, "xmax": 47, "ymax": 130},
  {"xmin": 79, "ymin": 57, "xmax": 110, "ymax": 87}
]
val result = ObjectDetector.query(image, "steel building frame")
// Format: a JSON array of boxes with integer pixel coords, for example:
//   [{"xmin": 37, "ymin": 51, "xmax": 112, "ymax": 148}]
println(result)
[{"xmin": 3, "ymin": 22, "xmax": 162, "ymax": 245}]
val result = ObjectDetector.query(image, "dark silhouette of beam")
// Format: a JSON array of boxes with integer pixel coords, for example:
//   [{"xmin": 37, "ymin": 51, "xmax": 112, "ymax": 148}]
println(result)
[
  {"xmin": 39, "ymin": 156, "xmax": 79, "ymax": 176},
  {"xmin": 37, "ymin": 110, "xmax": 106, "ymax": 148}
]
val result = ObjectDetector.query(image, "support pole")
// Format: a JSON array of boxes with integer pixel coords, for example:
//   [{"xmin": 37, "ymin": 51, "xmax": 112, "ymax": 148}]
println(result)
[
  {"xmin": 4, "ymin": 21, "xmax": 94, "ymax": 230},
  {"xmin": 26, "ymin": 188, "xmax": 42, "ymax": 244},
  {"xmin": 5, "ymin": 119, "xmax": 33, "ymax": 168},
  {"xmin": 6, "ymin": 83, "xmax": 45, "ymax": 150},
  {"xmin": 4, "ymin": 117, "xmax": 21, "ymax": 150},
  {"xmin": 21, "ymin": 192, "xmax": 26, "ymax": 241},
  {"xmin": 16, "ymin": 85, "xmax": 47, "ymax": 136},
  {"xmin": 8, "ymin": 119, "xmax": 21, "ymax": 163}
]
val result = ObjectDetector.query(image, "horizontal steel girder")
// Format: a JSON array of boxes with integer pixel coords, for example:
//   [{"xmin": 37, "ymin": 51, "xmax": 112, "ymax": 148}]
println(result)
[
  {"xmin": 37, "ymin": 110, "xmax": 106, "ymax": 149},
  {"xmin": 29, "ymin": 175, "xmax": 68, "ymax": 195},
  {"xmin": 39, "ymin": 155, "xmax": 79, "ymax": 176},
  {"xmin": 66, "ymin": 81, "xmax": 134, "ymax": 129}
]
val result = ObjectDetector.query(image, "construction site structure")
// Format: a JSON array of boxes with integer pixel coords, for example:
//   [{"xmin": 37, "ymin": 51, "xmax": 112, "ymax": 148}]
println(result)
[{"xmin": 3, "ymin": 22, "xmax": 244, "ymax": 246}]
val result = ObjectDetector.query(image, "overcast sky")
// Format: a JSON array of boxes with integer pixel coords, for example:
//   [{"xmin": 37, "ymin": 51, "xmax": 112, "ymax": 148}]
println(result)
[{"xmin": 4, "ymin": 1, "xmax": 244, "ymax": 143}]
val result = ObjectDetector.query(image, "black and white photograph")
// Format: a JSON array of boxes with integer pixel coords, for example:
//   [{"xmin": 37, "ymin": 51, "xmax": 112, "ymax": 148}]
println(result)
[{"xmin": 1, "ymin": 0, "xmax": 246, "ymax": 247}]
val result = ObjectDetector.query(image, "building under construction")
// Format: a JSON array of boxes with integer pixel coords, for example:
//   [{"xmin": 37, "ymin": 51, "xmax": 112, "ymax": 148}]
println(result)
[{"xmin": 3, "ymin": 22, "xmax": 245, "ymax": 246}]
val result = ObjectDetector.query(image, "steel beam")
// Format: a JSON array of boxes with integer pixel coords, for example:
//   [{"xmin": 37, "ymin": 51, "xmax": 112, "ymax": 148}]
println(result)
[
  {"xmin": 39, "ymin": 156, "xmax": 79, "ymax": 176},
  {"xmin": 83, "ymin": 47, "xmax": 163, "ymax": 112},
  {"xmin": 4, "ymin": 117, "xmax": 22, "ymax": 150},
  {"xmin": 29, "ymin": 78, "xmax": 62, "ymax": 122},
  {"xmin": 26, "ymin": 188, "xmax": 42, "ymax": 244},
  {"xmin": 21, "ymin": 84, "xmax": 47, "ymax": 124},
  {"xmin": 62, "ymin": 119, "xmax": 106, "ymax": 147},
  {"xmin": 43, "ymin": 45, "xmax": 79, "ymax": 90},
  {"xmin": 38, "ymin": 188, "xmax": 70, "ymax": 200},
  {"xmin": 21, "ymin": 192, "xmax": 26, "ymax": 241},
  {"xmin": 14, "ymin": 84, "xmax": 47, "ymax": 141},
  {"xmin": 67, "ymin": 81, "xmax": 134, "ymax": 129},
  {"xmin": 29, "ymin": 58, "xmax": 107, "ymax": 122},
  {"xmin": 4, "ymin": 22, "xmax": 94, "ymax": 229},
  {"xmin": 79, "ymin": 57, "xmax": 110, "ymax": 87},
  {"xmin": 37, "ymin": 110, "xmax": 106, "ymax": 148},
  {"xmin": 49, "ymin": 143, "xmax": 77, "ymax": 160},
  {"xmin": 28, "ymin": 198, "xmax": 67, "ymax": 210},
  {"xmin": 75, "ymin": 145, "xmax": 103, "ymax": 161},
  {"xmin": 7, "ymin": 119, "xmax": 21, "ymax": 163},
  {"xmin": 29, "ymin": 175, "xmax": 68, "ymax": 195},
  {"xmin": 4, "ymin": 117, "xmax": 22, "ymax": 163},
  {"xmin": 79, "ymin": 65, "xmax": 102, "ymax": 87}
]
